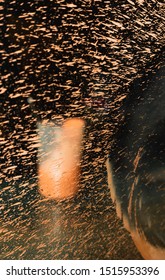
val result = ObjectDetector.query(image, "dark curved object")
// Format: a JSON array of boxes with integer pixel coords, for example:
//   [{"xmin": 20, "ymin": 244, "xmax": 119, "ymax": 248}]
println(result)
[{"xmin": 107, "ymin": 61, "xmax": 165, "ymax": 259}]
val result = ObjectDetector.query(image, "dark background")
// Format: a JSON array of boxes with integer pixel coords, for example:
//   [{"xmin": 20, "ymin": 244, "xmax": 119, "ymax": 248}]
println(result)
[{"xmin": 0, "ymin": 0, "xmax": 164, "ymax": 259}]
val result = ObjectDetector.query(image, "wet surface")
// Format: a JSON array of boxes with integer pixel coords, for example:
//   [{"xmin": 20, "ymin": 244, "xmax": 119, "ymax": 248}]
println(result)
[
  {"xmin": 0, "ymin": 199, "xmax": 143, "ymax": 260},
  {"xmin": 0, "ymin": 0, "xmax": 164, "ymax": 259},
  {"xmin": 0, "ymin": 117, "xmax": 143, "ymax": 259}
]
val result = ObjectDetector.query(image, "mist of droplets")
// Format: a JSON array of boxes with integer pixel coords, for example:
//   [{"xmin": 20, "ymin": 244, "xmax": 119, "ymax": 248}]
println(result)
[{"xmin": 0, "ymin": 0, "xmax": 164, "ymax": 259}]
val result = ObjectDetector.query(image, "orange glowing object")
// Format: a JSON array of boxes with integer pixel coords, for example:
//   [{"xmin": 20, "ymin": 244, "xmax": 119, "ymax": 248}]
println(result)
[{"xmin": 38, "ymin": 118, "xmax": 85, "ymax": 200}]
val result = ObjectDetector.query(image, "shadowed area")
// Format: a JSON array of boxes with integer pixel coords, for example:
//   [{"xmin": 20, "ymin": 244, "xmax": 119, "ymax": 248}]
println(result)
[{"xmin": 107, "ymin": 62, "xmax": 165, "ymax": 259}]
